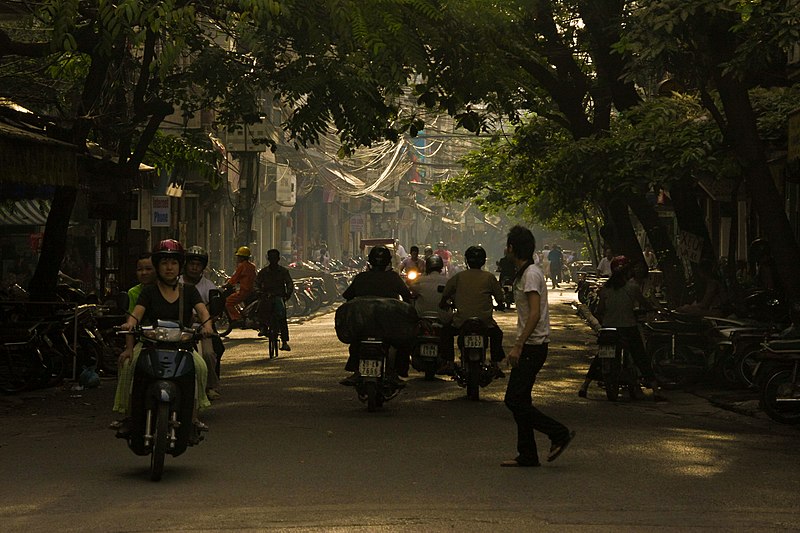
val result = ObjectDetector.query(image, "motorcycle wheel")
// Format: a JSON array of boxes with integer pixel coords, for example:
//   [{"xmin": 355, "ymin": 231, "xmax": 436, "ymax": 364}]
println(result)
[
  {"xmin": 365, "ymin": 382, "xmax": 379, "ymax": 412},
  {"xmin": 650, "ymin": 343, "xmax": 704, "ymax": 387},
  {"xmin": 214, "ymin": 311, "xmax": 232, "ymax": 338},
  {"xmin": 467, "ymin": 360, "xmax": 481, "ymax": 401},
  {"xmin": 601, "ymin": 356, "xmax": 621, "ymax": 402},
  {"xmin": 150, "ymin": 403, "xmax": 169, "ymax": 481},
  {"xmin": 760, "ymin": 369, "xmax": 800, "ymax": 425}
]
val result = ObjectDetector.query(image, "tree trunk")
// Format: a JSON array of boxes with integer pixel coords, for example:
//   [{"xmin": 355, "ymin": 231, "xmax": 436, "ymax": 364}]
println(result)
[
  {"xmin": 29, "ymin": 186, "xmax": 77, "ymax": 302},
  {"xmin": 234, "ymin": 152, "xmax": 259, "ymax": 248},
  {"xmin": 716, "ymin": 76, "xmax": 800, "ymax": 303},
  {"xmin": 625, "ymin": 191, "xmax": 687, "ymax": 308},
  {"xmin": 669, "ymin": 179, "xmax": 716, "ymax": 268}
]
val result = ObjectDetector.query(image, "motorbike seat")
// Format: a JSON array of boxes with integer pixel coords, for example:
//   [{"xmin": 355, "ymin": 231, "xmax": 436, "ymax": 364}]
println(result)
[{"xmin": 459, "ymin": 317, "xmax": 488, "ymax": 335}]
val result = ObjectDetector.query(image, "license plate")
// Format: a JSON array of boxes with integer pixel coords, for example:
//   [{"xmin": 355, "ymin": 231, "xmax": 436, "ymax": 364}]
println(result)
[
  {"xmin": 359, "ymin": 359, "xmax": 382, "ymax": 377},
  {"xmin": 598, "ymin": 345, "xmax": 616, "ymax": 359},
  {"xmin": 420, "ymin": 344, "xmax": 438, "ymax": 358},
  {"xmin": 464, "ymin": 335, "xmax": 483, "ymax": 349}
]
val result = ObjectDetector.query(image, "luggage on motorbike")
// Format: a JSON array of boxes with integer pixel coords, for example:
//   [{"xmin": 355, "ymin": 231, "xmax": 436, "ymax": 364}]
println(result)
[{"xmin": 335, "ymin": 296, "xmax": 419, "ymax": 349}]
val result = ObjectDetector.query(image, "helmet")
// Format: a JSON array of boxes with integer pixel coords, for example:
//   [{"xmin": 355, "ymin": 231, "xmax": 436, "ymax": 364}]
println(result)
[
  {"xmin": 185, "ymin": 245, "xmax": 209, "ymax": 268},
  {"xmin": 367, "ymin": 245, "xmax": 392, "ymax": 269},
  {"xmin": 425, "ymin": 254, "xmax": 444, "ymax": 274},
  {"xmin": 610, "ymin": 255, "xmax": 630, "ymax": 273},
  {"xmin": 236, "ymin": 246, "xmax": 252, "ymax": 258},
  {"xmin": 464, "ymin": 245, "xmax": 487, "ymax": 268},
  {"xmin": 437, "ymin": 241, "xmax": 446, "ymax": 248},
  {"xmin": 151, "ymin": 239, "xmax": 185, "ymax": 271}
]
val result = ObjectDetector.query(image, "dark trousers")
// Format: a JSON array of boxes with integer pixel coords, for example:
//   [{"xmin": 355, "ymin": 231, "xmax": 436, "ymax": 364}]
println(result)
[
  {"xmin": 504, "ymin": 343, "xmax": 570, "ymax": 464},
  {"xmin": 441, "ymin": 324, "xmax": 505, "ymax": 362}
]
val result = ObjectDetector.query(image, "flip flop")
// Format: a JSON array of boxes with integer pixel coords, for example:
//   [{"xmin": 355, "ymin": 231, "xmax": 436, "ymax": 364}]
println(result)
[{"xmin": 547, "ymin": 430, "xmax": 576, "ymax": 463}]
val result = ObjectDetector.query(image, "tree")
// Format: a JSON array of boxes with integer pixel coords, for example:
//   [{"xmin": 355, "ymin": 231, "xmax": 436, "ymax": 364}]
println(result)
[
  {"xmin": 414, "ymin": 1, "xmax": 695, "ymax": 303},
  {"xmin": 0, "ymin": 0, "xmax": 440, "ymax": 299},
  {"xmin": 620, "ymin": 0, "xmax": 800, "ymax": 302}
]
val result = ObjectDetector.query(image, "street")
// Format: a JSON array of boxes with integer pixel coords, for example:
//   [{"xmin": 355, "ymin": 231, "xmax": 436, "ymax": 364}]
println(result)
[{"xmin": 1, "ymin": 289, "xmax": 799, "ymax": 532}]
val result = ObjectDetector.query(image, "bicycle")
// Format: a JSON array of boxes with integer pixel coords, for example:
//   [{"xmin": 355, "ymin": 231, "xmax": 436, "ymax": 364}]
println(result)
[{"xmin": 259, "ymin": 295, "xmax": 284, "ymax": 359}]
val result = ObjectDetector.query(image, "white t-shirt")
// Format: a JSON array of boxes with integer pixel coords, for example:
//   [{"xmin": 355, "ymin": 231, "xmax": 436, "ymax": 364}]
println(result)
[
  {"xmin": 179, "ymin": 275, "xmax": 217, "ymax": 304},
  {"xmin": 513, "ymin": 263, "xmax": 550, "ymax": 345}
]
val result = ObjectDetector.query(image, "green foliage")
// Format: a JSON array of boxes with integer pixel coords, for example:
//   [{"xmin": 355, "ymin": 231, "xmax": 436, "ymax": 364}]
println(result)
[{"xmin": 144, "ymin": 131, "xmax": 224, "ymax": 190}]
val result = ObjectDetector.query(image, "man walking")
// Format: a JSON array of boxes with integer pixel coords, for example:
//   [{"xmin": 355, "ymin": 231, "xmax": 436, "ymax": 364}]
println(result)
[{"xmin": 502, "ymin": 225, "xmax": 574, "ymax": 467}]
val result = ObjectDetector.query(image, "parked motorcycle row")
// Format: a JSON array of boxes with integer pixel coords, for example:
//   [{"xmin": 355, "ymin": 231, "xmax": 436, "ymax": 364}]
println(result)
[
  {"xmin": 0, "ymin": 284, "xmax": 126, "ymax": 394},
  {"xmin": 578, "ymin": 265, "xmax": 800, "ymax": 425}
]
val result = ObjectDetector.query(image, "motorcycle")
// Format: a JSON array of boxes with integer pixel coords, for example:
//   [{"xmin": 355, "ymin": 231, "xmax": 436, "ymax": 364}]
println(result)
[
  {"xmin": 412, "ymin": 313, "xmax": 443, "ymax": 381},
  {"xmin": 757, "ymin": 338, "xmax": 800, "ymax": 424},
  {"xmin": 117, "ymin": 320, "xmax": 210, "ymax": 481},
  {"xmin": 453, "ymin": 318, "xmax": 495, "ymax": 401},
  {"xmin": 215, "ymin": 286, "xmax": 260, "ymax": 336},
  {"xmin": 643, "ymin": 310, "xmax": 726, "ymax": 387},
  {"xmin": 352, "ymin": 337, "xmax": 402, "ymax": 412},
  {"xmin": 596, "ymin": 327, "xmax": 641, "ymax": 401}
]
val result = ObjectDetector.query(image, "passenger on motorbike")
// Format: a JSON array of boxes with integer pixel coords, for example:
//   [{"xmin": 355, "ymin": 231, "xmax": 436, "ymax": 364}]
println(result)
[
  {"xmin": 113, "ymin": 253, "xmax": 156, "ymax": 417},
  {"xmin": 439, "ymin": 245, "xmax": 506, "ymax": 377},
  {"xmin": 578, "ymin": 255, "xmax": 664, "ymax": 401},
  {"xmin": 114, "ymin": 240, "xmax": 214, "ymax": 434},
  {"xmin": 340, "ymin": 245, "xmax": 414, "ymax": 386},
  {"xmin": 224, "ymin": 246, "xmax": 257, "ymax": 324},
  {"xmin": 256, "ymin": 249, "xmax": 294, "ymax": 351},
  {"xmin": 180, "ymin": 246, "xmax": 222, "ymax": 400}
]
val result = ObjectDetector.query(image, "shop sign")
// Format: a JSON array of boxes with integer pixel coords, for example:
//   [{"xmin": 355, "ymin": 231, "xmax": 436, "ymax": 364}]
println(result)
[{"xmin": 151, "ymin": 195, "xmax": 171, "ymax": 227}]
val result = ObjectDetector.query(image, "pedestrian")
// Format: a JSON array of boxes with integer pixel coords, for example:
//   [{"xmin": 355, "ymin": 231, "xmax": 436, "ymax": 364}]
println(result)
[
  {"xmin": 547, "ymin": 245, "xmax": 564, "ymax": 288},
  {"xmin": 597, "ymin": 247, "xmax": 613, "ymax": 277},
  {"xmin": 501, "ymin": 225, "xmax": 575, "ymax": 467}
]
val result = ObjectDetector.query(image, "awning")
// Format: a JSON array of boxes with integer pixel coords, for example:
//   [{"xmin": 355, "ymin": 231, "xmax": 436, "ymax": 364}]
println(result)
[{"xmin": 0, "ymin": 199, "xmax": 50, "ymax": 225}]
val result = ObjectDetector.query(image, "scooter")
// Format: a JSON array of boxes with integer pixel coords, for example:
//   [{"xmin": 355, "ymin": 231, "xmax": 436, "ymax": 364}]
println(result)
[
  {"xmin": 117, "ymin": 319, "xmax": 214, "ymax": 481},
  {"xmin": 454, "ymin": 318, "xmax": 495, "ymax": 401}
]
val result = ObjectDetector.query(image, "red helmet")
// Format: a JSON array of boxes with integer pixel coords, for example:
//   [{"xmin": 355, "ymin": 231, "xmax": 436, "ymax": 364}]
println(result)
[
  {"xmin": 152, "ymin": 239, "xmax": 185, "ymax": 270},
  {"xmin": 610, "ymin": 255, "xmax": 630, "ymax": 273}
]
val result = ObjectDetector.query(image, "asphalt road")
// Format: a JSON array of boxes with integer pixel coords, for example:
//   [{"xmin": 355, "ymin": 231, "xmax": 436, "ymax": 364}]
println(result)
[{"xmin": 1, "ymin": 287, "xmax": 799, "ymax": 532}]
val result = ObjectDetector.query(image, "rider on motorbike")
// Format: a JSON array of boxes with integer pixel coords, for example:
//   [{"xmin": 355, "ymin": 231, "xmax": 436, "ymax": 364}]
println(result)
[
  {"xmin": 255, "ymin": 249, "xmax": 294, "ymax": 351},
  {"xmin": 339, "ymin": 245, "xmax": 414, "ymax": 386},
  {"xmin": 225, "ymin": 246, "xmax": 257, "ymax": 324},
  {"xmin": 114, "ymin": 240, "xmax": 214, "ymax": 435},
  {"xmin": 439, "ymin": 245, "xmax": 506, "ymax": 377},
  {"xmin": 578, "ymin": 255, "xmax": 663, "ymax": 400}
]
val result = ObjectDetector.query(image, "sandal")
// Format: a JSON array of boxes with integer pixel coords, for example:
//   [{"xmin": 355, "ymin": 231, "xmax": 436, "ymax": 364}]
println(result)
[{"xmin": 547, "ymin": 431, "xmax": 576, "ymax": 463}]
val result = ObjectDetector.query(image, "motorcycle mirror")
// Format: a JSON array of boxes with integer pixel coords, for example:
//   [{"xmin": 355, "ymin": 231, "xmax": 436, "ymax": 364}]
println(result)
[
  {"xmin": 116, "ymin": 290, "xmax": 130, "ymax": 313},
  {"xmin": 207, "ymin": 289, "xmax": 224, "ymax": 317}
]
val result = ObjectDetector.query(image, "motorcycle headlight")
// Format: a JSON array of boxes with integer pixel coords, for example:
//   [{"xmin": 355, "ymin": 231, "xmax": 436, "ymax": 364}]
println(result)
[
  {"xmin": 407, "ymin": 270, "xmax": 418, "ymax": 281},
  {"xmin": 141, "ymin": 327, "xmax": 193, "ymax": 342}
]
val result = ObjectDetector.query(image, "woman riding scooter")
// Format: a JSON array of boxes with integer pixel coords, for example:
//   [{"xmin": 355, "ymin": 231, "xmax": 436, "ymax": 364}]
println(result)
[{"xmin": 113, "ymin": 239, "xmax": 214, "ymax": 435}]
